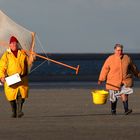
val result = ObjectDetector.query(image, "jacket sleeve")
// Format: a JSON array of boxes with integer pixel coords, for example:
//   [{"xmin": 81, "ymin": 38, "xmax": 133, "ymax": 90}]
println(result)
[
  {"xmin": 98, "ymin": 57, "xmax": 110, "ymax": 82},
  {"xmin": 129, "ymin": 57, "xmax": 140, "ymax": 78},
  {"xmin": 26, "ymin": 55, "xmax": 33, "ymax": 73},
  {"xmin": 0, "ymin": 52, "xmax": 8, "ymax": 78},
  {"xmin": 21, "ymin": 50, "xmax": 34, "ymax": 73}
]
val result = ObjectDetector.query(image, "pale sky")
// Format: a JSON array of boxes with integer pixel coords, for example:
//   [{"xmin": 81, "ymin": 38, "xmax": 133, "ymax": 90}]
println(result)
[{"xmin": 0, "ymin": 0, "xmax": 140, "ymax": 53}]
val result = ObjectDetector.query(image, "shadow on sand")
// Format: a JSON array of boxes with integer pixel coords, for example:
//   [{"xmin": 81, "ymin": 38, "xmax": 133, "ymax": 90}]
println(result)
[{"xmin": 25, "ymin": 112, "xmax": 140, "ymax": 119}]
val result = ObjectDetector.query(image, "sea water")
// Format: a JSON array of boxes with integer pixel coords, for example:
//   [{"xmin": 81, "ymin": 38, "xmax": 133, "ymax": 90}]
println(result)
[{"xmin": 29, "ymin": 53, "xmax": 140, "ymax": 82}]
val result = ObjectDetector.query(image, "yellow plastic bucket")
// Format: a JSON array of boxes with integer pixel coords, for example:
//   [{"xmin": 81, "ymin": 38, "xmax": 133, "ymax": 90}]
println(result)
[{"xmin": 92, "ymin": 90, "xmax": 109, "ymax": 105}]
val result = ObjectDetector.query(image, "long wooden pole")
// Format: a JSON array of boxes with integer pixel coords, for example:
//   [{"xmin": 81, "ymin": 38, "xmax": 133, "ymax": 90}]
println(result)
[{"xmin": 29, "ymin": 51, "xmax": 80, "ymax": 75}]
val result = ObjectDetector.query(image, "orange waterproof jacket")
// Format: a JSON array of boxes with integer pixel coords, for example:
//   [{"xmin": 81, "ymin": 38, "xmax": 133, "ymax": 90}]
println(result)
[{"xmin": 98, "ymin": 54, "xmax": 140, "ymax": 90}]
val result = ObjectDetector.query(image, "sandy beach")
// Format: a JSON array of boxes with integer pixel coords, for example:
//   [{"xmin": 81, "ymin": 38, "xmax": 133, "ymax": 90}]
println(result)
[{"xmin": 0, "ymin": 82, "xmax": 140, "ymax": 140}]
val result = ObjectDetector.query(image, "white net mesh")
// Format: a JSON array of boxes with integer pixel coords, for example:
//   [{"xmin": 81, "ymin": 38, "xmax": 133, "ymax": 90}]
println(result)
[{"xmin": 0, "ymin": 10, "xmax": 34, "ymax": 57}]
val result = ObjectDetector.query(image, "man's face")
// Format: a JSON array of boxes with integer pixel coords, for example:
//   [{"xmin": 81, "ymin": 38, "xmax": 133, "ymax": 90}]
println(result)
[
  {"xmin": 114, "ymin": 46, "xmax": 123, "ymax": 56},
  {"xmin": 10, "ymin": 42, "xmax": 18, "ymax": 51}
]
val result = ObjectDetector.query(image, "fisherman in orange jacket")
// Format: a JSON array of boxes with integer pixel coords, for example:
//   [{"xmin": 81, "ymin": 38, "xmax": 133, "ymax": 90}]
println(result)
[
  {"xmin": 98, "ymin": 44, "xmax": 140, "ymax": 115},
  {"xmin": 0, "ymin": 36, "xmax": 32, "ymax": 118}
]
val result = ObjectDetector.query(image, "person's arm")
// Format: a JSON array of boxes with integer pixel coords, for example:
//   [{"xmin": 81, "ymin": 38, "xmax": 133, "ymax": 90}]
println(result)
[
  {"xmin": 129, "ymin": 57, "xmax": 140, "ymax": 78},
  {"xmin": 21, "ymin": 50, "xmax": 34, "ymax": 74},
  {"xmin": 0, "ymin": 52, "xmax": 8, "ymax": 83},
  {"xmin": 98, "ymin": 57, "xmax": 110, "ymax": 84}
]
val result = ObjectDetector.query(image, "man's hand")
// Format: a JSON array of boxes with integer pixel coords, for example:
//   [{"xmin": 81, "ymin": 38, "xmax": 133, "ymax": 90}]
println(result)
[
  {"xmin": 138, "ymin": 72, "xmax": 140, "ymax": 78},
  {"xmin": 98, "ymin": 80, "xmax": 102, "ymax": 85},
  {"xmin": 1, "ymin": 77, "xmax": 6, "ymax": 84}
]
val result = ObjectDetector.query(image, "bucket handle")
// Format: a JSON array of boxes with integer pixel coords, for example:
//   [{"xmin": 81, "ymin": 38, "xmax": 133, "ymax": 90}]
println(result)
[{"xmin": 96, "ymin": 82, "xmax": 106, "ymax": 90}]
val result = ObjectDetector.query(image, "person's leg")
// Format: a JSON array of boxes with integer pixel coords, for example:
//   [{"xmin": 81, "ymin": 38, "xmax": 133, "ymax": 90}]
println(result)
[
  {"xmin": 10, "ymin": 100, "xmax": 17, "ymax": 118},
  {"xmin": 111, "ymin": 99, "xmax": 118, "ymax": 115},
  {"xmin": 16, "ymin": 93, "xmax": 25, "ymax": 118},
  {"xmin": 121, "ymin": 94, "xmax": 132, "ymax": 115},
  {"xmin": 109, "ymin": 90, "xmax": 118, "ymax": 115}
]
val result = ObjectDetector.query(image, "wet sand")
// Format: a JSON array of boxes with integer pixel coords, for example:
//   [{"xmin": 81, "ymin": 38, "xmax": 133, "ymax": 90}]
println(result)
[{"xmin": 0, "ymin": 82, "xmax": 140, "ymax": 140}]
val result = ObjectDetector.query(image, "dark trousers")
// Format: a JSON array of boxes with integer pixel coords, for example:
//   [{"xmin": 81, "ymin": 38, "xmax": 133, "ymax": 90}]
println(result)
[
  {"xmin": 10, "ymin": 93, "xmax": 25, "ymax": 117},
  {"xmin": 111, "ymin": 99, "xmax": 129, "ymax": 113},
  {"xmin": 111, "ymin": 99, "xmax": 118, "ymax": 113},
  {"xmin": 123, "ymin": 100, "xmax": 129, "ymax": 112},
  {"xmin": 17, "ymin": 93, "xmax": 25, "ymax": 114},
  {"xmin": 10, "ymin": 100, "xmax": 17, "ymax": 116}
]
